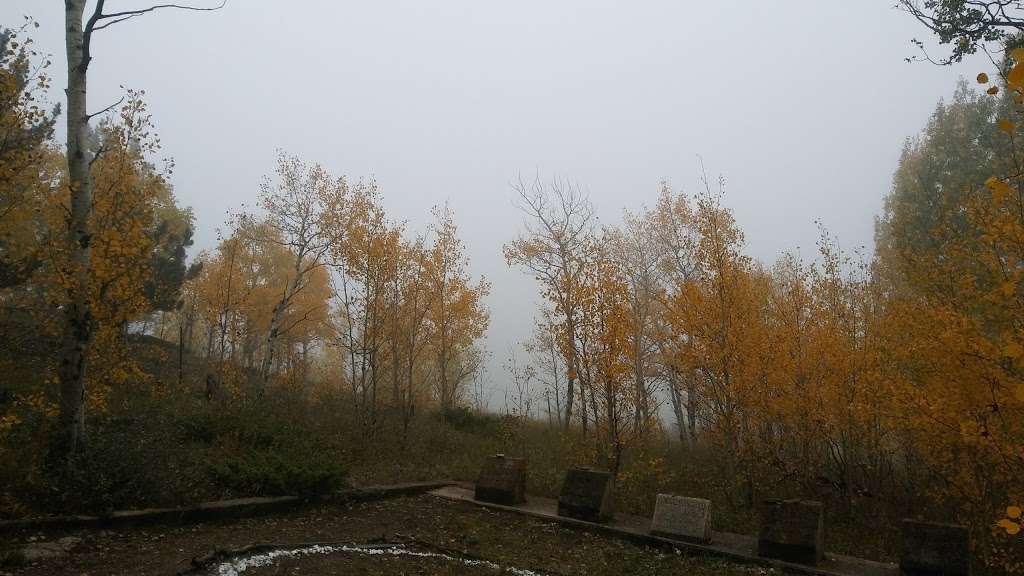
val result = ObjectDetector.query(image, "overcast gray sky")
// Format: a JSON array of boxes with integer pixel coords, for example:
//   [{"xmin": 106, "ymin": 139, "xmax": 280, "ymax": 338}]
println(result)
[{"xmin": 1, "ymin": 1, "xmax": 987, "ymax": 407}]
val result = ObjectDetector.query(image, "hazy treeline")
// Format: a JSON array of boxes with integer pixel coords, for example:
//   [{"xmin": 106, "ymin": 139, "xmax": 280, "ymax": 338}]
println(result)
[
  {"xmin": 177, "ymin": 154, "xmax": 490, "ymax": 432},
  {"xmin": 0, "ymin": 22, "xmax": 490, "ymax": 444},
  {"xmin": 502, "ymin": 83, "xmax": 1023, "ymax": 571}
]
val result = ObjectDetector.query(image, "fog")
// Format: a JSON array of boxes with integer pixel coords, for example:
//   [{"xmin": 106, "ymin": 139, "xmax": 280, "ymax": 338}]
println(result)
[{"xmin": 0, "ymin": 1, "xmax": 986, "ymax": 405}]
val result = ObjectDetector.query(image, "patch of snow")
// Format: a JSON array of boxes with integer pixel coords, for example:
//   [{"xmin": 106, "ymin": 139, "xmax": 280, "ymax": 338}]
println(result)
[{"xmin": 214, "ymin": 543, "xmax": 547, "ymax": 576}]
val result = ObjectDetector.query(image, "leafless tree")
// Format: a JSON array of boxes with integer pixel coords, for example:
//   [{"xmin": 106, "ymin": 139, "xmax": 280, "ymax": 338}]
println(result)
[
  {"xmin": 503, "ymin": 350, "xmax": 534, "ymax": 420},
  {"xmin": 525, "ymin": 317, "xmax": 565, "ymax": 429},
  {"xmin": 504, "ymin": 175, "xmax": 596, "ymax": 432}
]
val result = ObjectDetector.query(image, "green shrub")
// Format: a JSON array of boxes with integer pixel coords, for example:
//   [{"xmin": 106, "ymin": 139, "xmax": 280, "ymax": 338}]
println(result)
[
  {"xmin": 209, "ymin": 442, "xmax": 347, "ymax": 497},
  {"xmin": 35, "ymin": 426, "xmax": 164, "ymax": 514},
  {"xmin": 438, "ymin": 406, "xmax": 500, "ymax": 434}
]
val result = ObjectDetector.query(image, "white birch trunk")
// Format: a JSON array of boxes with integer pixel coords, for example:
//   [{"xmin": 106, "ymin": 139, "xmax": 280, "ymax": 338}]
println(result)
[{"xmin": 56, "ymin": 0, "xmax": 93, "ymax": 457}]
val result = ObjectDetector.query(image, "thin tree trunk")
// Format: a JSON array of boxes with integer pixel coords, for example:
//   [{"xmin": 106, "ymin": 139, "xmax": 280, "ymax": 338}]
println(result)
[
  {"xmin": 563, "ymin": 312, "xmax": 577, "ymax": 431},
  {"xmin": 259, "ymin": 256, "xmax": 303, "ymax": 394},
  {"xmin": 216, "ymin": 239, "xmax": 236, "ymax": 384},
  {"xmin": 547, "ymin": 333, "xmax": 563, "ymax": 429},
  {"xmin": 178, "ymin": 324, "xmax": 184, "ymax": 387},
  {"xmin": 685, "ymin": 372, "xmax": 698, "ymax": 443},
  {"xmin": 55, "ymin": 0, "xmax": 93, "ymax": 458},
  {"xmin": 545, "ymin": 391, "xmax": 552, "ymax": 426},
  {"xmin": 205, "ymin": 324, "xmax": 215, "ymax": 358},
  {"xmin": 667, "ymin": 368, "xmax": 688, "ymax": 446}
]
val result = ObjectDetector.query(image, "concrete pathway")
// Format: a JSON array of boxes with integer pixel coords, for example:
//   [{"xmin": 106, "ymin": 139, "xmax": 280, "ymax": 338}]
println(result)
[{"xmin": 430, "ymin": 484, "xmax": 898, "ymax": 576}]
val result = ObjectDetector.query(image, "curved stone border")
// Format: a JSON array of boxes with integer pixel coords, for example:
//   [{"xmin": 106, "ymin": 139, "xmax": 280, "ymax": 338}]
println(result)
[{"xmin": 0, "ymin": 480, "xmax": 454, "ymax": 534}]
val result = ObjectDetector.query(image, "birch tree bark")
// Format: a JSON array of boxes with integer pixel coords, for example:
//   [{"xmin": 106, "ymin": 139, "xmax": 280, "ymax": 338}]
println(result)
[
  {"xmin": 55, "ymin": 0, "xmax": 93, "ymax": 457},
  {"xmin": 55, "ymin": 0, "xmax": 224, "ymax": 457}
]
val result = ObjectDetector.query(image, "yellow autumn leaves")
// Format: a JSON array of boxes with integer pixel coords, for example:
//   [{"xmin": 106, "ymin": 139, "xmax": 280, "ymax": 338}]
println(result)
[
  {"xmin": 985, "ymin": 176, "xmax": 1014, "ymax": 202},
  {"xmin": 978, "ymin": 47, "xmax": 1024, "ymax": 102},
  {"xmin": 966, "ymin": 59, "xmax": 1024, "ymax": 546},
  {"xmin": 1009, "ymin": 48, "xmax": 1024, "ymax": 92},
  {"xmin": 999, "ymin": 506, "xmax": 1022, "ymax": 535},
  {"xmin": 184, "ymin": 170, "xmax": 490, "ymax": 409},
  {"xmin": 503, "ymin": 65, "xmax": 1024, "ymax": 567},
  {"xmin": 0, "ymin": 84, "xmax": 191, "ymax": 407}
]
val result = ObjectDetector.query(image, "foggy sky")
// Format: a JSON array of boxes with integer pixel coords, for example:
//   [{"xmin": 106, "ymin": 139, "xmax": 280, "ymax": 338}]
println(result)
[{"xmin": 1, "ymin": 1, "xmax": 987, "ymax": 408}]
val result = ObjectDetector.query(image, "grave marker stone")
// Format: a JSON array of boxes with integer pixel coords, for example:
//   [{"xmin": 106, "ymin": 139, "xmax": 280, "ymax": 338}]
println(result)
[
  {"xmin": 900, "ymin": 519, "xmax": 971, "ymax": 576},
  {"xmin": 557, "ymin": 467, "xmax": 614, "ymax": 522},
  {"xmin": 757, "ymin": 498, "xmax": 824, "ymax": 566},
  {"xmin": 649, "ymin": 494, "xmax": 712, "ymax": 543},
  {"xmin": 474, "ymin": 454, "xmax": 527, "ymax": 505}
]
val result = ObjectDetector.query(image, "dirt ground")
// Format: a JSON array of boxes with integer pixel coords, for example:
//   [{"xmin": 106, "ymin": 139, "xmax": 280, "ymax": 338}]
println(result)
[{"xmin": 1, "ymin": 494, "xmax": 776, "ymax": 576}]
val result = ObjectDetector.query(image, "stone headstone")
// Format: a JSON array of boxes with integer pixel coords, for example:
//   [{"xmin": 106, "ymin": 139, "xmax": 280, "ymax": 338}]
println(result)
[
  {"xmin": 474, "ymin": 454, "xmax": 527, "ymax": 505},
  {"xmin": 650, "ymin": 494, "xmax": 712, "ymax": 543},
  {"xmin": 900, "ymin": 519, "xmax": 971, "ymax": 576},
  {"xmin": 757, "ymin": 498, "xmax": 824, "ymax": 566},
  {"xmin": 557, "ymin": 467, "xmax": 614, "ymax": 522}
]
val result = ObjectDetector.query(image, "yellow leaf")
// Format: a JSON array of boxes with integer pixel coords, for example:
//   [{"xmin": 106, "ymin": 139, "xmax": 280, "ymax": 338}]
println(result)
[
  {"xmin": 986, "ymin": 176, "xmax": 1013, "ymax": 202},
  {"xmin": 1009, "ymin": 506, "xmax": 1022, "ymax": 519},
  {"xmin": 978, "ymin": 72, "xmax": 990, "ymax": 84},
  {"xmin": 999, "ymin": 118, "xmax": 1014, "ymax": 133},
  {"xmin": 1008, "ymin": 63, "xmax": 1024, "ymax": 90},
  {"xmin": 1003, "ymin": 341, "xmax": 1023, "ymax": 358},
  {"xmin": 1017, "ymin": 384, "xmax": 1024, "ymax": 402},
  {"xmin": 1013, "ymin": 47, "xmax": 1024, "ymax": 63},
  {"xmin": 997, "ymin": 519, "xmax": 1021, "ymax": 535}
]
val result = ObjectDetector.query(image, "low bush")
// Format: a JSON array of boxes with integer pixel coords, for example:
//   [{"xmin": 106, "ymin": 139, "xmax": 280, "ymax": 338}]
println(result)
[
  {"xmin": 438, "ymin": 406, "xmax": 501, "ymax": 434},
  {"xmin": 208, "ymin": 443, "xmax": 347, "ymax": 497}
]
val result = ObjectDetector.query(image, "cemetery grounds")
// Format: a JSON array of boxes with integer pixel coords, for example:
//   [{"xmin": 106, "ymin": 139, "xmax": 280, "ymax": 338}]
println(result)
[{"xmin": 1, "ymin": 494, "xmax": 777, "ymax": 576}]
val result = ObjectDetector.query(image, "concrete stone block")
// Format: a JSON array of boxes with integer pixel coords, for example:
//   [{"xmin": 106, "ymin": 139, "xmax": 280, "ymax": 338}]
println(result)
[
  {"xmin": 474, "ymin": 455, "xmax": 527, "ymax": 505},
  {"xmin": 650, "ymin": 494, "xmax": 712, "ymax": 543},
  {"xmin": 557, "ymin": 467, "xmax": 614, "ymax": 522},
  {"xmin": 757, "ymin": 498, "xmax": 824, "ymax": 566}
]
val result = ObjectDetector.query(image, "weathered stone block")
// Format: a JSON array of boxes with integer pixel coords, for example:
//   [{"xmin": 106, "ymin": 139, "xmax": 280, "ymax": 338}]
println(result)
[
  {"xmin": 20, "ymin": 536, "xmax": 81, "ymax": 562},
  {"xmin": 557, "ymin": 467, "xmax": 614, "ymax": 522},
  {"xmin": 650, "ymin": 494, "xmax": 711, "ymax": 543},
  {"xmin": 900, "ymin": 519, "xmax": 971, "ymax": 576},
  {"xmin": 474, "ymin": 455, "xmax": 527, "ymax": 505},
  {"xmin": 757, "ymin": 498, "xmax": 824, "ymax": 566}
]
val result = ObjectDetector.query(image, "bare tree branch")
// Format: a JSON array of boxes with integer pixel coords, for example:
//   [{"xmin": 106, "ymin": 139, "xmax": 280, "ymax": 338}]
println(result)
[
  {"xmin": 97, "ymin": 1, "xmax": 227, "ymax": 22},
  {"xmin": 86, "ymin": 94, "xmax": 125, "ymax": 120},
  {"xmin": 91, "ymin": 14, "xmax": 144, "ymax": 32},
  {"xmin": 84, "ymin": 1, "xmax": 227, "ymax": 58}
]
